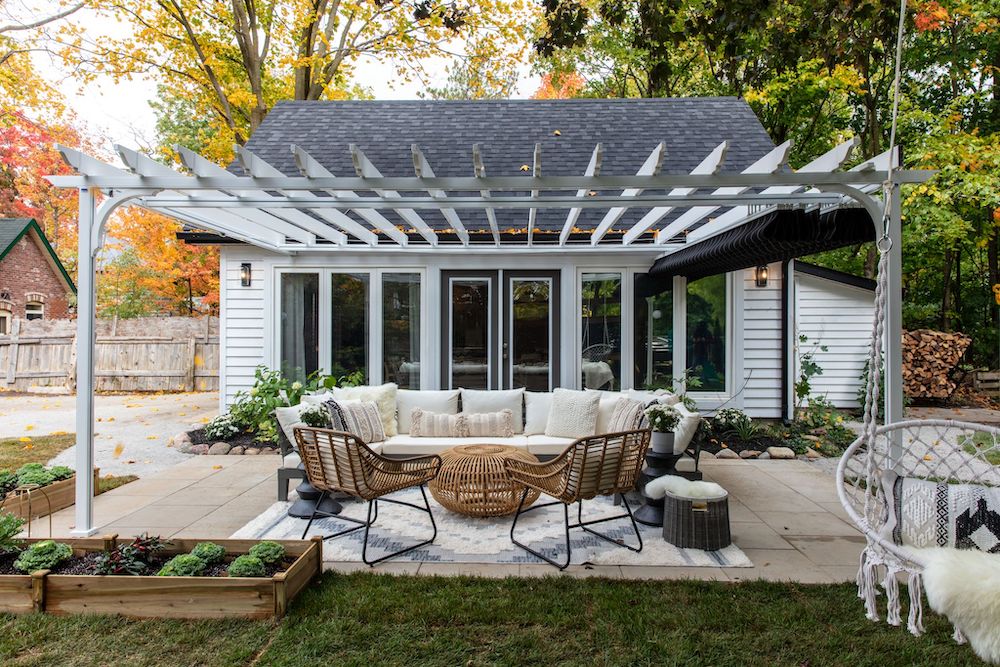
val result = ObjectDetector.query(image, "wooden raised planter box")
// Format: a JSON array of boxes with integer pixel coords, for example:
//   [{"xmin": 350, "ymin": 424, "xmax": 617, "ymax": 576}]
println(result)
[
  {"xmin": 1, "ymin": 469, "xmax": 101, "ymax": 521},
  {"xmin": 0, "ymin": 536, "xmax": 323, "ymax": 619}
]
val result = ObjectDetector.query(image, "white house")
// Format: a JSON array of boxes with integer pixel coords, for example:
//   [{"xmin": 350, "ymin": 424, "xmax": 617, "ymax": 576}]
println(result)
[{"xmin": 172, "ymin": 99, "xmax": 876, "ymax": 419}]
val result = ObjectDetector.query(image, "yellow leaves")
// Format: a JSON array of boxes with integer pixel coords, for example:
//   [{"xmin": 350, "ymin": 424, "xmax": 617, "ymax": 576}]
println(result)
[
  {"xmin": 112, "ymin": 443, "xmax": 124, "ymax": 459},
  {"xmin": 18, "ymin": 436, "xmax": 31, "ymax": 443},
  {"xmin": 146, "ymin": 435, "xmax": 158, "ymax": 440}
]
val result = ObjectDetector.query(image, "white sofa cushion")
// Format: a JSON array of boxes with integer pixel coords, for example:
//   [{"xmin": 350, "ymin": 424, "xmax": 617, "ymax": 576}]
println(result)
[
  {"xmin": 607, "ymin": 397, "xmax": 645, "ymax": 432},
  {"xmin": 460, "ymin": 388, "xmax": 524, "ymax": 433},
  {"xmin": 274, "ymin": 403, "xmax": 312, "ymax": 447},
  {"xmin": 523, "ymin": 391, "xmax": 553, "ymax": 435},
  {"xmin": 625, "ymin": 389, "xmax": 680, "ymax": 407},
  {"xmin": 396, "ymin": 389, "xmax": 460, "ymax": 434},
  {"xmin": 465, "ymin": 409, "xmax": 515, "ymax": 438},
  {"xmin": 331, "ymin": 383, "xmax": 399, "ymax": 437},
  {"xmin": 589, "ymin": 391, "xmax": 626, "ymax": 434},
  {"xmin": 409, "ymin": 408, "xmax": 464, "ymax": 437},
  {"xmin": 672, "ymin": 403, "xmax": 701, "ymax": 455},
  {"xmin": 545, "ymin": 388, "xmax": 600, "ymax": 438},
  {"xmin": 382, "ymin": 435, "xmax": 528, "ymax": 455},
  {"xmin": 526, "ymin": 434, "xmax": 575, "ymax": 456}
]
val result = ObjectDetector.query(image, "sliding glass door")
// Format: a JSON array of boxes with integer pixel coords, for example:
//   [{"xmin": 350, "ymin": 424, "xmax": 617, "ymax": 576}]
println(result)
[{"xmin": 505, "ymin": 272, "xmax": 559, "ymax": 391}]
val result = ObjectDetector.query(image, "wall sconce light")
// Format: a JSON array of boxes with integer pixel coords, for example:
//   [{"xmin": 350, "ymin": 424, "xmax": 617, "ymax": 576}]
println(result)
[
  {"xmin": 754, "ymin": 265, "xmax": 769, "ymax": 288},
  {"xmin": 240, "ymin": 263, "xmax": 252, "ymax": 287}
]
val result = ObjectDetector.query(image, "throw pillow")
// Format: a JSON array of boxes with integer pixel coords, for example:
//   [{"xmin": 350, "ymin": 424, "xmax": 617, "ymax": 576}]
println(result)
[
  {"xmin": 881, "ymin": 472, "xmax": 1000, "ymax": 552},
  {"xmin": 274, "ymin": 402, "xmax": 314, "ymax": 449},
  {"xmin": 396, "ymin": 389, "xmax": 460, "ymax": 434},
  {"xmin": 523, "ymin": 392, "xmax": 553, "ymax": 435},
  {"xmin": 464, "ymin": 410, "xmax": 515, "ymax": 438},
  {"xmin": 606, "ymin": 397, "xmax": 646, "ymax": 433},
  {"xmin": 460, "ymin": 388, "xmax": 524, "ymax": 433},
  {"xmin": 409, "ymin": 408, "xmax": 465, "ymax": 438},
  {"xmin": 671, "ymin": 403, "xmax": 701, "ymax": 455},
  {"xmin": 323, "ymin": 400, "xmax": 387, "ymax": 445},
  {"xmin": 589, "ymin": 391, "xmax": 626, "ymax": 434},
  {"xmin": 331, "ymin": 383, "xmax": 399, "ymax": 437},
  {"xmin": 545, "ymin": 388, "xmax": 600, "ymax": 439}
]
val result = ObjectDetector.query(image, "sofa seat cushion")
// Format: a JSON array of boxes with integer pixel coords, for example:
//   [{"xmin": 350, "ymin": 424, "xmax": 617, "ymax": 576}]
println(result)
[
  {"xmin": 526, "ymin": 435, "xmax": 575, "ymax": 456},
  {"xmin": 382, "ymin": 435, "xmax": 529, "ymax": 455}
]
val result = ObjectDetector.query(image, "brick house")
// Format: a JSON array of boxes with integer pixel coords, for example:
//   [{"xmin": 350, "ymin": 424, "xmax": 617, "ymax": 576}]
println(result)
[{"xmin": 0, "ymin": 218, "xmax": 76, "ymax": 334}]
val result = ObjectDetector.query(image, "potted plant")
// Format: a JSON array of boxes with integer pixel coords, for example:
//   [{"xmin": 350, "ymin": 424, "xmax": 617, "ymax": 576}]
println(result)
[{"xmin": 644, "ymin": 404, "xmax": 681, "ymax": 454}]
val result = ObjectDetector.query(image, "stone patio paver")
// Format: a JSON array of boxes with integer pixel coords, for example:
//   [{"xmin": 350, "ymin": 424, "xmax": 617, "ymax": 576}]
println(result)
[{"xmin": 31, "ymin": 456, "xmax": 867, "ymax": 584}]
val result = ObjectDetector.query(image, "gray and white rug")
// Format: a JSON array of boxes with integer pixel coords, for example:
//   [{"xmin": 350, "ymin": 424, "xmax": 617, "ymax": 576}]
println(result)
[{"xmin": 233, "ymin": 489, "xmax": 751, "ymax": 568}]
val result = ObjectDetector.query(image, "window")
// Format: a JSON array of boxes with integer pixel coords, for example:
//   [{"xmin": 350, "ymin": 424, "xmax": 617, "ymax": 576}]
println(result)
[
  {"xmin": 581, "ymin": 273, "xmax": 622, "ymax": 390},
  {"xmin": 450, "ymin": 278, "xmax": 491, "ymax": 389},
  {"xmin": 382, "ymin": 273, "xmax": 420, "ymax": 389},
  {"xmin": 25, "ymin": 301, "xmax": 44, "ymax": 321},
  {"xmin": 634, "ymin": 279, "xmax": 673, "ymax": 391},
  {"xmin": 331, "ymin": 273, "xmax": 369, "ymax": 381},
  {"xmin": 279, "ymin": 273, "xmax": 319, "ymax": 382},
  {"xmin": 686, "ymin": 273, "xmax": 727, "ymax": 392},
  {"xmin": 0, "ymin": 311, "xmax": 9, "ymax": 335}
]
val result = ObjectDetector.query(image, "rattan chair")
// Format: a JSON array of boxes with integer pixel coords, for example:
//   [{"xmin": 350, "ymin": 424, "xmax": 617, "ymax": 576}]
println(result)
[
  {"xmin": 294, "ymin": 426, "xmax": 442, "ymax": 566},
  {"xmin": 504, "ymin": 428, "xmax": 651, "ymax": 569}
]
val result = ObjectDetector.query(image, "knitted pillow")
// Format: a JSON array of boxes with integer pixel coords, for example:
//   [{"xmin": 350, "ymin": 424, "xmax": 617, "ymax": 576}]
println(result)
[
  {"xmin": 545, "ymin": 388, "xmax": 600, "ymax": 439},
  {"xmin": 323, "ymin": 399, "xmax": 386, "ymax": 444},
  {"xmin": 409, "ymin": 408, "xmax": 465, "ymax": 438},
  {"xmin": 464, "ymin": 409, "xmax": 515, "ymax": 438},
  {"xmin": 606, "ymin": 397, "xmax": 646, "ymax": 433}
]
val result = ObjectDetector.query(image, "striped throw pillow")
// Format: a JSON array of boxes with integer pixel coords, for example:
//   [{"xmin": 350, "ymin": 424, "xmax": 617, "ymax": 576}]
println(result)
[
  {"xmin": 606, "ymin": 397, "xmax": 646, "ymax": 433},
  {"xmin": 464, "ymin": 409, "xmax": 515, "ymax": 438},
  {"xmin": 409, "ymin": 408, "xmax": 465, "ymax": 437},
  {"xmin": 324, "ymin": 400, "xmax": 386, "ymax": 444}
]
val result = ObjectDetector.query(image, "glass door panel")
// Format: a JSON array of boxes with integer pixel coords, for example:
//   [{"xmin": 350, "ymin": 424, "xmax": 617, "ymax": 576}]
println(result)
[
  {"xmin": 279, "ymin": 273, "xmax": 319, "ymax": 382},
  {"xmin": 449, "ymin": 277, "xmax": 493, "ymax": 389},
  {"xmin": 506, "ymin": 276, "xmax": 556, "ymax": 391},
  {"xmin": 331, "ymin": 273, "xmax": 369, "ymax": 381}
]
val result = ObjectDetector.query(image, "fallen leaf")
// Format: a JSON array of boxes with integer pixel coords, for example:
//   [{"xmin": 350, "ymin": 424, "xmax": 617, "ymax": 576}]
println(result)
[
  {"xmin": 212, "ymin": 465, "xmax": 223, "ymax": 470},
  {"xmin": 18, "ymin": 436, "xmax": 31, "ymax": 443},
  {"xmin": 112, "ymin": 443, "xmax": 124, "ymax": 459},
  {"xmin": 146, "ymin": 435, "xmax": 158, "ymax": 440},
  {"xmin": 24, "ymin": 425, "xmax": 34, "ymax": 432}
]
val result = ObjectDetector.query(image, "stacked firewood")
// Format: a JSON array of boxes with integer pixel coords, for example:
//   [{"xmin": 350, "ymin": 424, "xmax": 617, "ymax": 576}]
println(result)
[{"xmin": 902, "ymin": 329, "xmax": 972, "ymax": 399}]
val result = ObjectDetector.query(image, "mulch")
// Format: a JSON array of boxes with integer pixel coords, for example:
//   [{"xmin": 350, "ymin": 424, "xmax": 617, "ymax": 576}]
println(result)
[{"xmin": 699, "ymin": 435, "xmax": 783, "ymax": 456}]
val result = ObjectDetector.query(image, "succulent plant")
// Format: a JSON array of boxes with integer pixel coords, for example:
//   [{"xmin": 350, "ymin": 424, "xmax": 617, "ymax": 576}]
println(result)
[
  {"xmin": 157, "ymin": 554, "xmax": 206, "ymax": 577},
  {"xmin": 190, "ymin": 542, "xmax": 227, "ymax": 565},
  {"xmin": 248, "ymin": 541, "xmax": 285, "ymax": 565},
  {"xmin": 14, "ymin": 540, "xmax": 73, "ymax": 572},
  {"xmin": 227, "ymin": 555, "xmax": 265, "ymax": 578}
]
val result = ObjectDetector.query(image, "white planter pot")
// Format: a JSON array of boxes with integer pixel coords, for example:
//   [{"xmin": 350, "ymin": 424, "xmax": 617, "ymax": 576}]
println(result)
[{"xmin": 650, "ymin": 431, "xmax": 675, "ymax": 454}]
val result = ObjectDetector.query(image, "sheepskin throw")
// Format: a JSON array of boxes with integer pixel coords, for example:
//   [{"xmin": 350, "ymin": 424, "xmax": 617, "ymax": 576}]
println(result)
[
  {"xmin": 921, "ymin": 548, "xmax": 1000, "ymax": 664},
  {"xmin": 409, "ymin": 408, "xmax": 464, "ymax": 438},
  {"xmin": 545, "ymin": 388, "xmax": 600, "ymax": 438},
  {"xmin": 464, "ymin": 409, "xmax": 515, "ymax": 438},
  {"xmin": 646, "ymin": 475, "xmax": 727, "ymax": 501},
  {"xmin": 607, "ymin": 397, "xmax": 646, "ymax": 433},
  {"xmin": 881, "ymin": 472, "xmax": 1000, "ymax": 552},
  {"xmin": 324, "ymin": 400, "xmax": 386, "ymax": 444}
]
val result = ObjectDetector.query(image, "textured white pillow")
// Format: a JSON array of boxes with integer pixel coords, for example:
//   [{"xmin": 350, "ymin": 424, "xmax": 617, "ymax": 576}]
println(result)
[
  {"xmin": 672, "ymin": 403, "xmax": 701, "ymax": 455},
  {"xmin": 464, "ymin": 409, "xmax": 515, "ymax": 438},
  {"xmin": 545, "ymin": 388, "xmax": 600, "ymax": 439},
  {"xmin": 331, "ymin": 383, "xmax": 399, "ymax": 437},
  {"xmin": 589, "ymin": 391, "xmax": 626, "ymax": 434},
  {"xmin": 606, "ymin": 397, "xmax": 646, "ymax": 433},
  {"xmin": 274, "ymin": 403, "xmax": 312, "ymax": 447},
  {"xmin": 396, "ymin": 389, "xmax": 459, "ymax": 434},
  {"xmin": 460, "ymin": 388, "xmax": 524, "ymax": 433},
  {"xmin": 299, "ymin": 391, "xmax": 333, "ymax": 406},
  {"xmin": 409, "ymin": 408, "xmax": 464, "ymax": 438},
  {"xmin": 523, "ymin": 391, "xmax": 553, "ymax": 435},
  {"xmin": 626, "ymin": 389, "xmax": 680, "ymax": 407}
]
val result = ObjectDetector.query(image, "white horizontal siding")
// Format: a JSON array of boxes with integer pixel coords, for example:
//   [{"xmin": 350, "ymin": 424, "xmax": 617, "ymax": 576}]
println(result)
[
  {"xmin": 220, "ymin": 249, "xmax": 268, "ymax": 407},
  {"xmin": 741, "ymin": 263, "xmax": 782, "ymax": 418},
  {"xmin": 794, "ymin": 271, "xmax": 875, "ymax": 409}
]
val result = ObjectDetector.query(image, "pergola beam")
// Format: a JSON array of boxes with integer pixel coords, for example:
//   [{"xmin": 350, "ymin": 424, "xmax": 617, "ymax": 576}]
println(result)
[
  {"xmin": 292, "ymin": 145, "xmax": 409, "ymax": 246},
  {"xmin": 623, "ymin": 141, "xmax": 727, "ymax": 245},
  {"xmin": 527, "ymin": 143, "xmax": 542, "ymax": 245},
  {"xmin": 350, "ymin": 144, "xmax": 438, "ymax": 246},
  {"xmin": 590, "ymin": 142, "xmax": 665, "ymax": 245},
  {"xmin": 411, "ymin": 145, "xmax": 469, "ymax": 245},
  {"xmin": 472, "ymin": 144, "xmax": 500, "ymax": 244},
  {"xmin": 559, "ymin": 143, "xmax": 602, "ymax": 245}
]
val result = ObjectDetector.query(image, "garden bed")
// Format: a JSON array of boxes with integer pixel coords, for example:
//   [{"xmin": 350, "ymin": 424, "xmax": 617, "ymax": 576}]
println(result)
[
  {"xmin": 0, "ymin": 469, "xmax": 101, "ymax": 521},
  {"xmin": 0, "ymin": 536, "xmax": 323, "ymax": 619}
]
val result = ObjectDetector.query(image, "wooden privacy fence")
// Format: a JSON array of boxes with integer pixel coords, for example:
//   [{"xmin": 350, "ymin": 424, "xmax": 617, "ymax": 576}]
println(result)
[{"xmin": 0, "ymin": 316, "xmax": 219, "ymax": 393}]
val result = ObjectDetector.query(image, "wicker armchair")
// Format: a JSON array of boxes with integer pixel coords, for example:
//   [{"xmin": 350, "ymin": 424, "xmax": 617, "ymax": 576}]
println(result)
[
  {"xmin": 294, "ymin": 426, "xmax": 442, "ymax": 566},
  {"xmin": 504, "ymin": 428, "xmax": 651, "ymax": 569}
]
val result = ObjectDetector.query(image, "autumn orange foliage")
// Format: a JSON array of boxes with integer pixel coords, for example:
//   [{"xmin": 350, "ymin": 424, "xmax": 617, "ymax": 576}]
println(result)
[{"xmin": 532, "ymin": 71, "xmax": 585, "ymax": 99}]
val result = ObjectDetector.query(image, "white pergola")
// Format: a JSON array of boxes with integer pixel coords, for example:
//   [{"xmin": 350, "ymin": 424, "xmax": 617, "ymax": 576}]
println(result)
[{"xmin": 49, "ymin": 138, "xmax": 933, "ymax": 535}]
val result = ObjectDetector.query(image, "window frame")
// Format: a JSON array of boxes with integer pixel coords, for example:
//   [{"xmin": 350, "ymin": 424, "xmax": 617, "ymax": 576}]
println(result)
[{"xmin": 25, "ymin": 301, "xmax": 44, "ymax": 321}]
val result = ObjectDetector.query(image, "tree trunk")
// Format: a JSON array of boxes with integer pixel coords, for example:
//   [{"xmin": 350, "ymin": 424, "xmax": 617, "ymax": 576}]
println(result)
[{"xmin": 941, "ymin": 248, "xmax": 954, "ymax": 331}]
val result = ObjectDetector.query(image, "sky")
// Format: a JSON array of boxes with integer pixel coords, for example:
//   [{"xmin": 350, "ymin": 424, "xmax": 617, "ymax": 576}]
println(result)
[{"xmin": 21, "ymin": 3, "xmax": 539, "ymax": 155}]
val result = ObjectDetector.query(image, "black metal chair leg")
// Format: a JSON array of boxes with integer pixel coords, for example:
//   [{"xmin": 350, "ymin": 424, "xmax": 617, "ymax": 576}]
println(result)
[
  {"xmin": 361, "ymin": 485, "xmax": 438, "ymax": 567},
  {"xmin": 575, "ymin": 494, "xmax": 643, "ymax": 553},
  {"xmin": 510, "ymin": 489, "xmax": 572, "ymax": 570},
  {"xmin": 300, "ymin": 490, "xmax": 366, "ymax": 540}
]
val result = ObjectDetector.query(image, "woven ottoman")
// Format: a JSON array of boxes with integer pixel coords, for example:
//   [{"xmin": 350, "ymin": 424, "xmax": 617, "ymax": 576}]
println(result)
[
  {"xmin": 650, "ymin": 475, "xmax": 731, "ymax": 550},
  {"xmin": 430, "ymin": 444, "xmax": 541, "ymax": 517}
]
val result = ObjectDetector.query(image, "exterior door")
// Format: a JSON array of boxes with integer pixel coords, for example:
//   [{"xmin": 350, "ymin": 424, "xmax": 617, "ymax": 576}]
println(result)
[{"xmin": 441, "ymin": 270, "xmax": 559, "ymax": 391}]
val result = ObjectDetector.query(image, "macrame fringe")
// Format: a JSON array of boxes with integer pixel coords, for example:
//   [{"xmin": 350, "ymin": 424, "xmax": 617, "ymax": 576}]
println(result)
[
  {"xmin": 953, "ymin": 626, "xmax": 967, "ymax": 644},
  {"xmin": 883, "ymin": 568, "xmax": 902, "ymax": 626},
  {"xmin": 861, "ymin": 556, "xmax": 880, "ymax": 622},
  {"xmin": 906, "ymin": 571, "xmax": 924, "ymax": 636}
]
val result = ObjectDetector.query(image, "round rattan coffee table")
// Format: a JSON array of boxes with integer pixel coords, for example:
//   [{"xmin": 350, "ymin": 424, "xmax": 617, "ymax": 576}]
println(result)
[{"xmin": 429, "ymin": 444, "xmax": 541, "ymax": 517}]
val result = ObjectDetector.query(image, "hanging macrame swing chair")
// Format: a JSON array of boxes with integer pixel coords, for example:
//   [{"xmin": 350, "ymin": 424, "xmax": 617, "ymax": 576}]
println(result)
[{"xmin": 835, "ymin": 4, "xmax": 1000, "ymax": 656}]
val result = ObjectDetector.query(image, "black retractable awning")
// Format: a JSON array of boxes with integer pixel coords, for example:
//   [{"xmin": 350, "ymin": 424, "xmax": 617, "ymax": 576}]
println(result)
[{"xmin": 639, "ymin": 208, "xmax": 875, "ymax": 295}]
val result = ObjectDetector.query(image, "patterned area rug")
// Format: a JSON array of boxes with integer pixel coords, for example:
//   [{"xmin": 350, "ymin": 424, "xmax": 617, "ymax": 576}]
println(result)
[{"xmin": 232, "ymin": 489, "xmax": 752, "ymax": 568}]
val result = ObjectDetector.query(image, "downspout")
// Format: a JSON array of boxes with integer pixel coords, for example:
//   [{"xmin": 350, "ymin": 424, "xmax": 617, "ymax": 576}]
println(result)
[{"xmin": 781, "ymin": 259, "xmax": 793, "ymax": 424}]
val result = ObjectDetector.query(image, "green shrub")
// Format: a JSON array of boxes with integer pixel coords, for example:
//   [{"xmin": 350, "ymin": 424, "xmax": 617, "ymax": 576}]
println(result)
[
  {"xmin": 0, "ymin": 470, "xmax": 16, "ymax": 495},
  {"xmin": 15, "ymin": 463, "xmax": 56, "ymax": 488},
  {"xmin": 712, "ymin": 408, "xmax": 751, "ymax": 435},
  {"xmin": 14, "ymin": 540, "xmax": 72, "ymax": 572},
  {"xmin": 92, "ymin": 534, "xmax": 169, "ymax": 576},
  {"xmin": 227, "ymin": 555, "xmax": 265, "ymax": 578},
  {"xmin": 248, "ymin": 541, "xmax": 285, "ymax": 565},
  {"xmin": 157, "ymin": 554, "xmax": 206, "ymax": 577},
  {"xmin": 204, "ymin": 413, "xmax": 242, "ymax": 441},
  {"xmin": 299, "ymin": 404, "xmax": 330, "ymax": 428},
  {"xmin": 0, "ymin": 512, "xmax": 25, "ymax": 554},
  {"xmin": 190, "ymin": 542, "xmax": 227, "ymax": 565},
  {"xmin": 48, "ymin": 466, "xmax": 75, "ymax": 481}
]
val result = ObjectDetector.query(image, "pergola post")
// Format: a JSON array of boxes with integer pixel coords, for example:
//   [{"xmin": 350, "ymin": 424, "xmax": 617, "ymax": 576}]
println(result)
[
  {"xmin": 72, "ymin": 187, "xmax": 98, "ymax": 536},
  {"xmin": 885, "ymin": 178, "xmax": 905, "ymax": 461}
]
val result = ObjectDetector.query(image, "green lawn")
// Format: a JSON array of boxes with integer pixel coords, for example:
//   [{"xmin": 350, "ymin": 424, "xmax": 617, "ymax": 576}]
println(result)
[
  {"xmin": 964, "ymin": 432, "xmax": 1000, "ymax": 465},
  {"xmin": 0, "ymin": 574, "xmax": 975, "ymax": 666},
  {"xmin": 0, "ymin": 434, "xmax": 137, "ymax": 493}
]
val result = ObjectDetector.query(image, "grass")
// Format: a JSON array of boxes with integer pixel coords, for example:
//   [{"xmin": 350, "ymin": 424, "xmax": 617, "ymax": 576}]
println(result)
[
  {"xmin": 963, "ymin": 431, "xmax": 1000, "ymax": 465},
  {"xmin": 0, "ymin": 433, "xmax": 138, "ymax": 494},
  {"xmin": 0, "ymin": 574, "xmax": 976, "ymax": 666}
]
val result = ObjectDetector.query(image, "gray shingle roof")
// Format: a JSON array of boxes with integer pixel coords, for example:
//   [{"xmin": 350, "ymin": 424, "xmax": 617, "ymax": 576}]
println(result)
[
  {"xmin": 237, "ymin": 98, "xmax": 776, "ymax": 242},
  {"xmin": 0, "ymin": 218, "xmax": 34, "ymax": 258}
]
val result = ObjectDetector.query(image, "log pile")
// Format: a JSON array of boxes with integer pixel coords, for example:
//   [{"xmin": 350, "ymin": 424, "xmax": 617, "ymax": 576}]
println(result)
[{"xmin": 902, "ymin": 329, "xmax": 972, "ymax": 399}]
